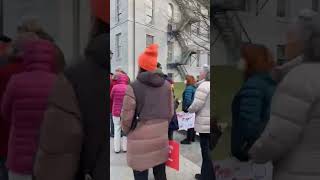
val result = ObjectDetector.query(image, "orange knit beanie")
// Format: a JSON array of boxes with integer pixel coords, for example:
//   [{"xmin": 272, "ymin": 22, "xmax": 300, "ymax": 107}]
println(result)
[{"xmin": 138, "ymin": 44, "xmax": 158, "ymax": 72}]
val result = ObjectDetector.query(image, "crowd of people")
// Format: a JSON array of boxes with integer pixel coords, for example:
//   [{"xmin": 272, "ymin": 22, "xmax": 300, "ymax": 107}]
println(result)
[
  {"xmin": 110, "ymin": 44, "xmax": 212, "ymax": 180},
  {"xmin": 230, "ymin": 9, "xmax": 320, "ymax": 180},
  {"xmin": 2, "ymin": 7, "xmax": 318, "ymax": 180},
  {"xmin": 0, "ymin": 16, "xmax": 109, "ymax": 180}
]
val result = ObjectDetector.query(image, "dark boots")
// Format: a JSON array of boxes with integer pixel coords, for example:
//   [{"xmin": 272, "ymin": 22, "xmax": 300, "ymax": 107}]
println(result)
[{"xmin": 181, "ymin": 128, "xmax": 195, "ymax": 144}]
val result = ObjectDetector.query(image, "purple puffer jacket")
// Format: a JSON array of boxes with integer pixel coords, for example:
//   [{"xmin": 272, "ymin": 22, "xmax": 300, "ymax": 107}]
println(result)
[
  {"xmin": 1, "ymin": 39, "xmax": 57, "ymax": 174},
  {"xmin": 111, "ymin": 74, "xmax": 128, "ymax": 117}
]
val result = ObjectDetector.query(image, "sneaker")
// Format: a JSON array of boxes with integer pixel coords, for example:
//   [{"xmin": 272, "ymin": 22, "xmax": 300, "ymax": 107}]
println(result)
[
  {"xmin": 115, "ymin": 151, "xmax": 120, "ymax": 154},
  {"xmin": 195, "ymin": 174, "xmax": 201, "ymax": 180},
  {"xmin": 181, "ymin": 138, "xmax": 191, "ymax": 145}
]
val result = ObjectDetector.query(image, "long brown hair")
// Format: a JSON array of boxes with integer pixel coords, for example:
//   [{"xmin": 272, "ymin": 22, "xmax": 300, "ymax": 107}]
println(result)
[{"xmin": 241, "ymin": 43, "xmax": 275, "ymax": 79}]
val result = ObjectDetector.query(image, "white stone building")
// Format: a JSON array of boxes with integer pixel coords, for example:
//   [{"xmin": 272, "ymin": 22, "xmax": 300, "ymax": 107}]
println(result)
[
  {"xmin": 212, "ymin": 0, "xmax": 320, "ymax": 65},
  {"xmin": 110, "ymin": 0, "xmax": 210, "ymax": 82}
]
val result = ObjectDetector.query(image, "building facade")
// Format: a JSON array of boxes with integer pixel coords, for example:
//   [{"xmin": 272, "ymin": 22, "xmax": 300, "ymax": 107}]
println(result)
[
  {"xmin": 212, "ymin": 0, "xmax": 320, "ymax": 65},
  {"xmin": 110, "ymin": 0, "xmax": 210, "ymax": 81},
  {"xmin": 1, "ymin": 0, "xmax": 91, "ymax": 64}
]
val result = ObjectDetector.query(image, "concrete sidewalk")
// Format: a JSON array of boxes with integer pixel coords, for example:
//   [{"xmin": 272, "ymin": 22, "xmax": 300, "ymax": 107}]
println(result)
[{"xmin": 110, "ymin": 132, "xmax": 202, "ymax": 180}]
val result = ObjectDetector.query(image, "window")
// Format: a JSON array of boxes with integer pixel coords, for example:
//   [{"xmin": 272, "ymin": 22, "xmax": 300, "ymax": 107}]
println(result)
[
  {"xmin": 167, "ymin": 41, "xmax": 174, "ymax": 62},
  {"xmin": 116, "ymin": 33, "xmax": 122, "ymax": 58},
  {"xmin": 277, "ymin": 0, "xmax": 287, "ymax": 17},
  {"xmin": 277, "ymin": 45, "xmax": 286, "ymax": 65},
  {"xmin": 168, "ymin": 3, "xmax": 174, "ymax": 21},
  {"xmin": 313, "ymin": 0, "xmax": 319, "ymax": 12},
  {"xmin": 145, "ymin": 0, "xmax": 154, "ymax": 24},
  {"xmin": 146, "ymin": 34, "xmax": 154, "ymax": 47},
  {"xmin": 116, "ymin": 0, "xmax": 121, "ymax": 22},
  {"xmin": 197, "ymin": 50, "xmax": 201, "ymax": 67}
]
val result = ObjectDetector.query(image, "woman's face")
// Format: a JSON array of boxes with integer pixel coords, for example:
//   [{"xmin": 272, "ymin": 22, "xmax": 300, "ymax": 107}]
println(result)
[{"xmin": 199, "ymin": 71, "xmax": 207, "ymax": 80}]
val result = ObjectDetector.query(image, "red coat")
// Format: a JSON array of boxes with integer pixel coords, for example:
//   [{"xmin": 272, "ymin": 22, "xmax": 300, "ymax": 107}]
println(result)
[
  {"xmin": 110, "ymin": 74, "xmax": 128, "ymax": 117},
  {"xmin": 110, "ymin": 75, "xmax": 116, "ymax": 112},
  {"xmin": 0, "ymin": 58, "xmax": 24, "ymax": 158},
  {"xmin": 1, "ymin": 40, "xmax": 57, "ymax": 174}
]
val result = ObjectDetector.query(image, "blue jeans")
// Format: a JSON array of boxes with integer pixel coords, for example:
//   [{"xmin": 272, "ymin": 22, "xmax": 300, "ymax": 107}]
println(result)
[
  {"xmin": 199, "ymin": 133, "xmax": 215, "ymax": 180},
  {"xmin": 0, "ymin": 157, "xmax": 8, "ymax": 180}
]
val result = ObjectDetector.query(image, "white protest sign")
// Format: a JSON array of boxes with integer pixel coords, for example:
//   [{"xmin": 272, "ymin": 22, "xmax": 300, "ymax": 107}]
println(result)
[
  {"xmin": 177, "ymin": 112, "xmax": 195, "ymax": 130},
  {"xmin": 214, "ymin": 158, "xmax": 273, "ymax": 180}
]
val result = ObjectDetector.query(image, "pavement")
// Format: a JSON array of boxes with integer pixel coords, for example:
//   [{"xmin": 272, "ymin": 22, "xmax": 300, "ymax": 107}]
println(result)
[{"xmin": 110, "ymin": 132, "xmax": 202, "ymax": 180}]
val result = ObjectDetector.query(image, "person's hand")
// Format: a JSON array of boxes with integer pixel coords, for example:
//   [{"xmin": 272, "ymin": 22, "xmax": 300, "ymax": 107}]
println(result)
[{"xmin": 85, "ymin": 174, "xmax": 93, "ymax": 180}]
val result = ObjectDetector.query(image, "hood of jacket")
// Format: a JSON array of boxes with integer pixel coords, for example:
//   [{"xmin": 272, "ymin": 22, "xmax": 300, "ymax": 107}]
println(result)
[
  {"xmin": 115, "ymin": 73, "xmax": 128, "ymax": 85},
  {"xmin": 21, "ymin": 39, "xmax": 56, "ymax": 73},
  {"xmin": 195, "ymin": 79, "xmax": 205, "ymax": 88},
  {"xmin": 85, "ymin": 33, "xmax": 109, "ymax": 70},
  {"xmin": 137, "ymin": 71, "xmax": 165, "ymax": 87}
]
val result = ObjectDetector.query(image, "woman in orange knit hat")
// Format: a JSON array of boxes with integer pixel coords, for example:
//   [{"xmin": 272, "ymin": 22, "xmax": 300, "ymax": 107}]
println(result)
[{"xmin": 121, "ymin": 44, "xmax": 174, "ymax": 180}]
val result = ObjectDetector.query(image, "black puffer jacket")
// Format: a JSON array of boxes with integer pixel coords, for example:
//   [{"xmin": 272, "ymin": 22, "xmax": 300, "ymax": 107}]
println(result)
[{"xmin": 64, "ymin": 33, "xmax": 109, "ymax": 180}]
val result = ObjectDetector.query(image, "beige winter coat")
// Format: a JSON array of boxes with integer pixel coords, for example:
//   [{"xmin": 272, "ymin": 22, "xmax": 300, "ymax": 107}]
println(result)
[
  {"xmin": 249, "ymin": 63, "xmax": 320, "ymax": 180},
  {"xmin": 188, "ymin": 81, "xmax": 210, "ymax": 134},
  {"xmin": 121, "ymin": 72, "xmax": 174, "ymax": 171}
]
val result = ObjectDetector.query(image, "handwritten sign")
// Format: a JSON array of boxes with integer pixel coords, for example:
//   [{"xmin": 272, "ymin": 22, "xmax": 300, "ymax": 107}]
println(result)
[
  {"xmin": 177, "ymin": 112, "xmax": 195, "ymax": 130},
  {"xmin": 166, "ymin": 141, "xmax": 179, "ymax": 171},
  {"xmin": 214, "ymin": 158, "xmax": 273, "ymax": 180}
]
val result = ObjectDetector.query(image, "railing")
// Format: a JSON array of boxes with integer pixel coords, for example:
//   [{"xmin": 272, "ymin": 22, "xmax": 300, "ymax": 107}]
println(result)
[
  {"xmin": 167, "ymin": 0, "xmax": 202, "ymax": 79},
  {"xmin": 213, "ymin": 9, "xmax": 251, "ymax": 63}
]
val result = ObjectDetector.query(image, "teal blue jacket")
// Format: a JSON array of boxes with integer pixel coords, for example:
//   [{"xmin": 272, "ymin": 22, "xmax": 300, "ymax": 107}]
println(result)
[
  {"xmin": 182, "ymin": 85, "xmax": 196, "ymax": 112},
  {"xmin": 231, "ymin": 73, "xmax": 276, "ymax": 161}
]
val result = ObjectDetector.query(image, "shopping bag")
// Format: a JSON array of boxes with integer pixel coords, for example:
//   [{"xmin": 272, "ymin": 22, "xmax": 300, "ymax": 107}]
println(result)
[
  {"xmin": 214, "ymin": 157, "xmax": 273, "ymax": 180},
  {"xmin": 166, "ymin": 140, "xmax": 179, "ymax": 171}
]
